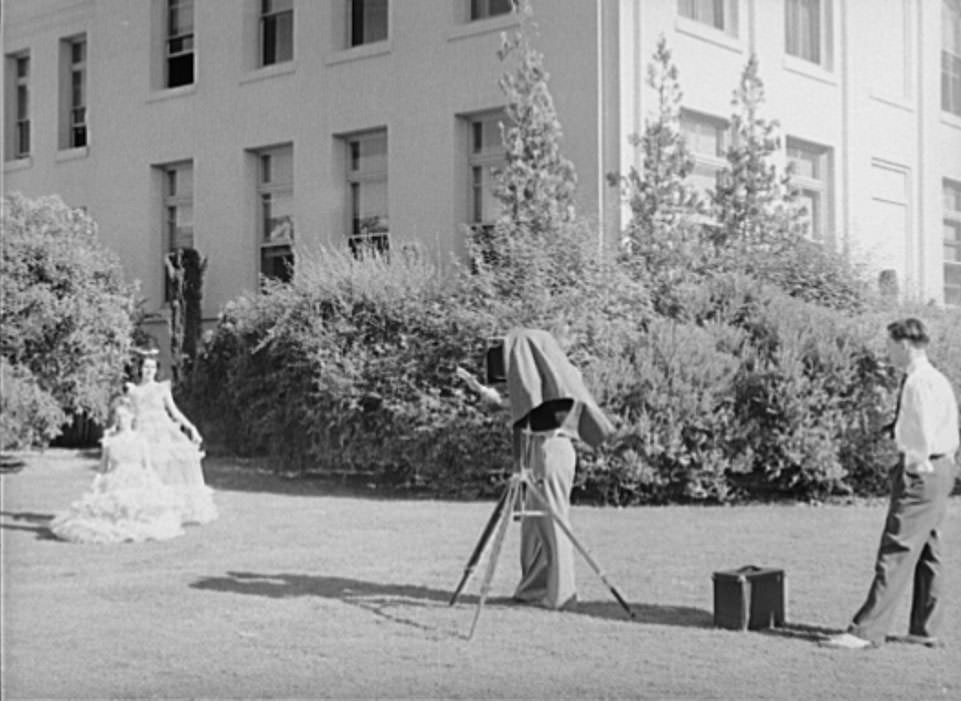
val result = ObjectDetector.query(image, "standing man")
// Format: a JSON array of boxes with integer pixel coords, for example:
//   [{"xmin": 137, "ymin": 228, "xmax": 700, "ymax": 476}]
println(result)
[
  {"xmin": 822, "ymin": 318, "xmax": 959, "ymax": 649},
  {"xmin": 458, "ymin": 328, "xmax": 614, "ymax": 610}
]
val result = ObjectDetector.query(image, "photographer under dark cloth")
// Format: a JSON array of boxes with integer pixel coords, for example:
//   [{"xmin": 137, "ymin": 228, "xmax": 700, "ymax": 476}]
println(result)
[{"xmin": 459, "ymin": 328, "xmax": 614, "ymax": 610}]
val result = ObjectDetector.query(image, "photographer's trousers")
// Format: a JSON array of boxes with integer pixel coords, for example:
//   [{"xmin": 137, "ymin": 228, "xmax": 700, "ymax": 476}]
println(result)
[
  {"xmin": 514, "ymin": 433, "xmax": 576, "ymax": 609},
  {"xmin": 848, "ymin": 456, "xmax": 957, "ymax": 644}
]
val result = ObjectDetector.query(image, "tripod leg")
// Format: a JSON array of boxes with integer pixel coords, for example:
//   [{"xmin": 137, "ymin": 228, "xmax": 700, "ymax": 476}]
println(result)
[
  {"xmin": 524, "ymin": 479, "xmax": 636, "ymax": 620},
  {"xmin": 468, "ymin": 478, "xmax": 517, "ymax": 639},
  {"xmin": 449, "ymin": 485, "xmax": 512, "ymax": 606}
]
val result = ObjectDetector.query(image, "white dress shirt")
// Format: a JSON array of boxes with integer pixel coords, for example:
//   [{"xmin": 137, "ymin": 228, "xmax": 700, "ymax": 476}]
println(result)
[{"xmin": 894, "ymin": 355, "xmax": 960, "ymax": 474}]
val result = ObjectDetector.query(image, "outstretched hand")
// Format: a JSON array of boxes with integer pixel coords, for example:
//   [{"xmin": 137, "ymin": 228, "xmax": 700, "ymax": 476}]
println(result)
[
  {"xmin": 455, "ymin": 366, "xmax": 484, "ymax": 394},
  {"xmin": 456, "ymin": 366, "xmax": 503, "ymax": 406}
]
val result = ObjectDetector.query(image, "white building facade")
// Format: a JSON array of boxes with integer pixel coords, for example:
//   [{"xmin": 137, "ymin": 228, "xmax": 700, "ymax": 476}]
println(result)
[{"xmin": 4, "ymin": 0, "xmax": 961, "ymax": 343}]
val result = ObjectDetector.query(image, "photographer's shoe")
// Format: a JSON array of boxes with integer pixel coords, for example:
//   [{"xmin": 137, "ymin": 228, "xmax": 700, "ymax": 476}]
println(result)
[
  {"xmin": 901, "ymin": 634, "xmax": 944, "ymax": 649},
  {"xmin": 819, "ymin": 632, "xmax": 875, "ymax": 650}
]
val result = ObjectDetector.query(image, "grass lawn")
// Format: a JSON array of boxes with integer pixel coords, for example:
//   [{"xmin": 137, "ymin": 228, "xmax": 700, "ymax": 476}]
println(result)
[{"xmin": 2, "ymin": 450, "xmax": 960, "ymax": 700}]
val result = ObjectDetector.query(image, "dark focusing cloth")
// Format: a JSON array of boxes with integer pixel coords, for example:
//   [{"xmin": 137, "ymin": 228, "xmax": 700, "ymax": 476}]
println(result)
[{"xmin": 504, "ymin": 328, "xmax": 614, "ymax": 447}]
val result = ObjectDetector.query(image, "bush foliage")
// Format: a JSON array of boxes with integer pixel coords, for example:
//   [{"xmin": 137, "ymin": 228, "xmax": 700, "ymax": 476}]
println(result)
[
  {"xmin": 185, "ymin": 230, "xmax": 961, "ymax": 504},
  {"xmin": 1, "ymin": 193, "xmax": 137, "ymax": 449}
]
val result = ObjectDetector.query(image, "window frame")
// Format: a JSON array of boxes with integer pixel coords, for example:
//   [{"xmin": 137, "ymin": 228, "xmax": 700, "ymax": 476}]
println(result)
[
  {"xmin": 166, "ymin": 0, "xmax": 195, "ymax": 88},
  {"xmin": 469, "ymin": 0, "xmax": 514, "ymax": 22},
  {"xmin": 466, "ymin": 110, "xmax": 507, "ymax": 229},
  {"xmin": 786, "ymin": 138, "xmax": 832, "ymax": 243},
  {"xmin": 68, "ymin": 37, "xmax": 87, "ymax": 148},
  {"xmin": 944, "ymin": 0, "xmax": 961, "ymax": 116},
  {"xmin": 944, "ymin": 179, "xmax": 961, "ymax": 306},
  {"xmin": 13, "ymin": 53, "xmax": 30, "ymax": 158},
  {"xmin": 680, "ymin": 109, "xmax": 730, "ymax": 198},
  {"xmin": 784, "ymin": 0, "xmax": 831, "ymax": 68},
  {"xmin": 159, "ymin": 161, "xmax": 195, "ymax": 302},
  {"xmin": 345, "ymin": 129, "xmax": 389, "ymax": 257},
  {"xmin": 260, "ymin": 0, "xmax": 293, "ymax": 67},
  {"xmin": 348, "ymin": 0, "xmax": 389, "ymax": 48},
  {"xmin": 677, "ymin": 0, "xmax": 739, "ymax": 37},
  {"xmin": 255, "ymin": 143, "xmax": 295, "ymax": 283}
]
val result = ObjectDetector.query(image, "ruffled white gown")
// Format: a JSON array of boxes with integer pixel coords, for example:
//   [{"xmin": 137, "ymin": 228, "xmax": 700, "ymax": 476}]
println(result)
[
  {"xmin": 50, "ymin": 432, "xmax": 185, "ymax": 544},
  {"xmin": 127, "ymin": 380, "xmax": 218, "ymax": 525}
]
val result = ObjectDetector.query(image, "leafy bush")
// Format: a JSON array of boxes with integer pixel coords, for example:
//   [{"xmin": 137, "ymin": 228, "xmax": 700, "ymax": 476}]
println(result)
[
  {"xmin": 0, "ymin": 360, "xmax": 66, "ymax": 450},
  {"xmin": 1, "ymin": 193, "xmax": 138, "ymax": 447},
  {"xmin": 582, "ymin": 318, "xmax": 745, "ymax": 505}
]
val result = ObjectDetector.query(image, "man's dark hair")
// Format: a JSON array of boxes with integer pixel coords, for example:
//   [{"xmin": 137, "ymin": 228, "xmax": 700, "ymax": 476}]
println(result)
[{"xmin": 887, "ymin": 318, "xmax": 930, "ymax": 346}]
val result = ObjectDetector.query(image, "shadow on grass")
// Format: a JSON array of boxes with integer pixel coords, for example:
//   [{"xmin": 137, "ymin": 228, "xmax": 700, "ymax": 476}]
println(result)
[
  {"xmin": 1, "ymin": 455, "xmax": 26, "ymax": 474},
  {"xmin": 760, "ymin": 622, "xmax": 842, "ymax": 643},
  {"xmin": 202, "ymin": 457, "xmax": 507, "ymax": 502},
  {"xmin": 190, "ymin": 571, "xmax": 712, "ymax": 637},
  {"xmin": 202, "ymin": 458, "xmax": 432, "ymax": 500},
  {"xmin": 0, "ymin": 510, "xmax": 58, "ymax": 540}
]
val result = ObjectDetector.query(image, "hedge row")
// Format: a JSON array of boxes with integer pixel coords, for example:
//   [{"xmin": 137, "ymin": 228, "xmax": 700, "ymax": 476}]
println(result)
[{"xmin": 184, "ymin": 228, "xmax": 961, "ymax": 504}]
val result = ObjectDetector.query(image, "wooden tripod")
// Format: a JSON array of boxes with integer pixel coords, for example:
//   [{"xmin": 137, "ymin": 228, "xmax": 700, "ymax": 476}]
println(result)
[{"xmin": 449, "ymin": 464, "xmax": 635, "ymax": 639}]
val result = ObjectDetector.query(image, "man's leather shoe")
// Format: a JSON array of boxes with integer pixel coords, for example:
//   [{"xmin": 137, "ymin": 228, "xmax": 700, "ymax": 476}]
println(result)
[
  {"xmin": 901, "ymin": 634, "xmax": 944, "ymax": 649},
  {"xmin": 819, "ymin": 632, "xmax": 875, "ymax": 649}
]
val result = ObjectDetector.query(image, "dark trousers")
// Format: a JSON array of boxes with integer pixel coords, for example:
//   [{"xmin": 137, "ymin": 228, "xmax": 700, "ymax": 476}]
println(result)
[{"xmin": 849, "ymin": 456, "xmax": 957, "ymax": 644}]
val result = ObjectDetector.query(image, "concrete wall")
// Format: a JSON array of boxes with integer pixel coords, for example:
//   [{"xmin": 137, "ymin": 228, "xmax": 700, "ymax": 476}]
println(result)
[
  {"xmin": 3, "ymin": 0, "xmax": 603, "ymax": 324},
  {"xmin": 4, "ymin": 0, "xmax": 961, "ymax": 313}
]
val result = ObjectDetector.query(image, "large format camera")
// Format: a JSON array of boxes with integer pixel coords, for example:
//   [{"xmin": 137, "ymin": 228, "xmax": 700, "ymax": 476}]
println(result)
[{"xmin": 484, "ymin": 337, "xmax": 506, "ymax": 385}]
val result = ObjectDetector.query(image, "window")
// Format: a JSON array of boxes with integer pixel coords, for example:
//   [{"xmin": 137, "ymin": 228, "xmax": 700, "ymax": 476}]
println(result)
[
  {"xmin": 346, "ymin": 130, "xmax": 388, "ymax": 257},
  {"xmin": 678, "ymin": 0, "xmax": 738, "ymax": 36},
  {"xmin": 945, "ymin": 180, "xmax": 961, "ymax": 305},
  {"xmin": 470, "ymin": 0, "xmax": 513, "ymax": 21},
  {"xmin": 166, "ymin": 0, "xmax": 194, "ymax": 88},
  {"xmin": 787, "ymin": 139, "xmax": 832, "ymax": 242},
  {"xmin": 785, "ymin": 0, "xmax": 830, "ymax": 67},
  {"xmin": 61, "ymin": 36, "xmax": 87, "ymax": 149},
  {"xmin": 261, "ymin": 0, "xmax": 293, "ymax": 66},
  {"xmin": 468, "ymin": 112, "xmax": 506, "ymax": 229},
  {"xmin": 349, "ymin": 0, "xmax": 387, "ymax": 47},
  {"xmin": 256, "ymin": 145, "xmax": 295, "ymax": 282},
  {"xmin": 944, "ymin": 0, "xmax": 961, "ymax": 116},
  {"xmin": 680, "ymin": 110, "xmax": 729, "ymax": 198},
  {"xmin": 9, "ymin": 53, "xmax": 30, "ymax": 158},
  {"xmin": 161, "ymin": 162, "xmax": 194, "ymax": 299}
]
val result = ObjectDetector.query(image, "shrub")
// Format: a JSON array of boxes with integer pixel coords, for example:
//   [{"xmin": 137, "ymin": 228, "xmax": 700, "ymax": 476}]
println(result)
[
  {"xmin": 188, "ymin": 218, "xmax": 654, "ymax": 497},
  {"xmin": 186, "ymin": 245, "xmax": 505, "ymax": 492},
  {"xmin": 581, "ymin": 318, "xmax": 746, "ymax": 505},
  {"xmin": 0, "ymin": 360, "xmax": 66, "ymax": 450},
  {"xmin": 1, "ymin": 193, "xmax": 137, "ymax": 447}
]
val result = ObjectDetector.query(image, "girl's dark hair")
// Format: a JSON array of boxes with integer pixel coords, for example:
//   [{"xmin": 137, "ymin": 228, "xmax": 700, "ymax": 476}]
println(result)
[{"xmin": 886, "ymin": 318, "xmax": 929, "ymax": 346}]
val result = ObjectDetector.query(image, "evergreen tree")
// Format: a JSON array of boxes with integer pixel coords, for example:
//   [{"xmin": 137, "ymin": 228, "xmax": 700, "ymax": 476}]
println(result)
[
  {"xmin": 165, "ymin": 247, "xmax": 207, "ymax": 386},
  {"xmin": 492, "ymin": 0, "xmax": 577, "ymax": 240},
  {"xmin": 712, "ymin": 54, "xmax": 802, "ymax": 248},
  {"xmin": 615, "ymin": 35, "xmax": 700, "ymax": 248}
]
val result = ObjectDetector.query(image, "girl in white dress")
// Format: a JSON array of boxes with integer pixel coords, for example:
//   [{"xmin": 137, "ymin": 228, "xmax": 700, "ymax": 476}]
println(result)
[
  {"xmin": 126, "ymin": 353, "xmax": 218, "ymax": 525},
  {"xmin": 50, "ymin": 397, "xmax": 185, "ymax": 544}
]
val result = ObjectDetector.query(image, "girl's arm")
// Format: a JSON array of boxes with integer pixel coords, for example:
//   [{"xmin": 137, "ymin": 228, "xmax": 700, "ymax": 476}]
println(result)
[
  {"xmin": 161, "ymin": 382, "xmax": 202, "ymax": 443},
  {"xmin": 98, "ymin": 445, "xmax": 112, "ymax": 473}
]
